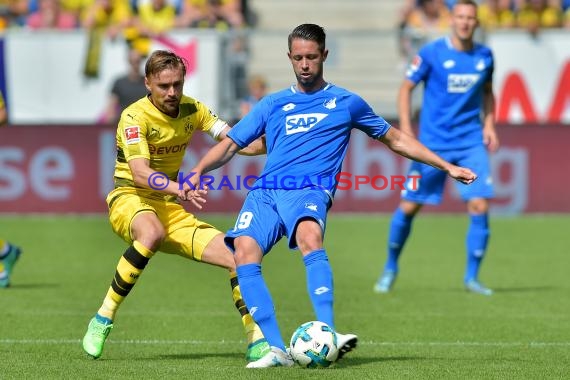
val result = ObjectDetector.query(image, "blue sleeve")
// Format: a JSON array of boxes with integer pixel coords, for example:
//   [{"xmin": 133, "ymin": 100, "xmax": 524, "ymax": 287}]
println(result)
[
  {"xmin": 406, "ymin": 44, "xmax": 431, "ymax": 85},
  {"xmin": 227, "ymin": 96, "xmax": 269, "ymax": 148},
  {"xmin": 348, "ymin": 94, "xmax": 391, "ymax": 139}
]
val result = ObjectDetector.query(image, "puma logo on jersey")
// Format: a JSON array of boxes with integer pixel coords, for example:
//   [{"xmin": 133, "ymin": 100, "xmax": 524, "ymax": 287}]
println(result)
[
  {"xmin": 447, "ymin": 74, "xmax": 480, "ymax": 93},
  {"xmin": 285, "ymin": 113, "xmax": 327, "ymax": 135}
]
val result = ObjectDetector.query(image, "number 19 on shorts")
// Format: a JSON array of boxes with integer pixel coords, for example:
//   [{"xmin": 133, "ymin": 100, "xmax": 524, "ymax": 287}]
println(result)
[{"xmin": 233, "ymin": 211, "xmax": 253, "ymax": 231}]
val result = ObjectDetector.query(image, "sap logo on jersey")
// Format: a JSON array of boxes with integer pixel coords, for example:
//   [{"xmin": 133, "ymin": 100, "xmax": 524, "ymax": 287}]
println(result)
[
  {"xmin": 285, "ymin": 113, "xmax": 327, "ymax": 135},
  {"xmin": 447, "ymin": 74, "xmax": 480, "ymax": 93}
]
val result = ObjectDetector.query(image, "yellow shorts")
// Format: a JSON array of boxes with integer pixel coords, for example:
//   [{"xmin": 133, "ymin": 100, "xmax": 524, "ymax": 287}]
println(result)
[{"xmin": 106, "ymin": 188, "xmax": 221, "ymax": 261}]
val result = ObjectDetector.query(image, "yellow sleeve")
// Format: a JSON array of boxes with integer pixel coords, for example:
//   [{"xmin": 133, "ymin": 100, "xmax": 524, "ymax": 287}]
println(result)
[{"xmin": 117, "ymin": 111, "xmax": 150, "ymax": 161}]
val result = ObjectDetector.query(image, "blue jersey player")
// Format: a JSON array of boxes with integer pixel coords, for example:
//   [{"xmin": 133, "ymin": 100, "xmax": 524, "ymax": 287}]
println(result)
[
  {"xmin": 374, "ymin": 0, "xmax": 499, "ymax": 296},
  {"xmin": 190, "ymin": 23, "xmax": 477, "ymax": 368}
]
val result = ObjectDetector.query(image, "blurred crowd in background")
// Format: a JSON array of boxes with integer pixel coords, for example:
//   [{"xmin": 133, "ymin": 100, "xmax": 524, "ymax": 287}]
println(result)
[{"xmin": 0, "ymin": 0, "xmax": 253, "ymax": 55}]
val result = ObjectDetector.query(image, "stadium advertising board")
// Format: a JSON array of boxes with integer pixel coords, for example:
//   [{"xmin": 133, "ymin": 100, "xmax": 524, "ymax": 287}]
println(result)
[
  {"xmin": 490, "ymin": 31, "xmax": 570, "ymax": 124},
  {"xmin": 0, "ymin": 124, "xmax": 567, "ymax": 214}
]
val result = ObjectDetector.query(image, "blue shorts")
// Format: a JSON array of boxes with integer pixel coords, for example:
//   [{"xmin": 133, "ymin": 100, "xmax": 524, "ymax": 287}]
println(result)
[
  {"xmin": 402, "ymin": 145, "xmax": 494, "ymax": 205},
  {"xmin": 225, "ymin": 188, "xmax": 330, "ymax": 254}
]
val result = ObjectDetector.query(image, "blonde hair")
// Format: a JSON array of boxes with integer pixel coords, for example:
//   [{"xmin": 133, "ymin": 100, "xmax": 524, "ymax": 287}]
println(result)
[{"xmin": 144, "ymin": 50, "xmax": 187, "ymax": 78}]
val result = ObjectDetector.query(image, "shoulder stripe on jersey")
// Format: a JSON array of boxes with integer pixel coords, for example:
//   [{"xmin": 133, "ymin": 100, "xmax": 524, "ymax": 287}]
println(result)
[
  {"xmin": 117, "ymin": 147, "xmax": 126, "ymax": 163},
  {"xmin": 179, "ymin": 103, "xmax": 198, "ymax": 117}
]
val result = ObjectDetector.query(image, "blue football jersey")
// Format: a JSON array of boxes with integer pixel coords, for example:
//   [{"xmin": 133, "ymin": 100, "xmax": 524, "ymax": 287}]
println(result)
[
  {"xmin": 406, "ymin": 37, "xmax": 494, "ymax": 150},
  {"xmin": 228, "ymin": 83, "xmax": 391, "ymax": 196}
]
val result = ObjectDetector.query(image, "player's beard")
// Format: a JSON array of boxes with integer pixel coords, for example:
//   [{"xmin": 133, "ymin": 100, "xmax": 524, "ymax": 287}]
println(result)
[
  {"xmin": 296, "ymin": 68, "xmax": 323, "ymax": 92},
  {"xmin": 161, "ymin": 97, "xmax": 180, "ymax": 117}
]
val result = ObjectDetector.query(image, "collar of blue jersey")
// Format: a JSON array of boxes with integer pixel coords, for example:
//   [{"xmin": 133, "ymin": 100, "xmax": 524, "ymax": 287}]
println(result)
[{"xmin": 291, "ymin": 82, "xmax": 331, "ymax": 94}]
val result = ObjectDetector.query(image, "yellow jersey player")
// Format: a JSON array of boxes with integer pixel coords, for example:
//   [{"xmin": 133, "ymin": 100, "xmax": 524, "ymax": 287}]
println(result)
[
  {"xmin": 82, "ymin": 49, "xmax": 268, "ymax": 361},
  {"xmin": 0, "ymin": 91, "xmax": 23, "ymax": 288}
]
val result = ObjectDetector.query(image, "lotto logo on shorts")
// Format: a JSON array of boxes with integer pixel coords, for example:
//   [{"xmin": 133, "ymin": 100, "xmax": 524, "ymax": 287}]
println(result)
[{"xmin": 124, "ymin": 126, "xmax": 141, "ymax": 144}]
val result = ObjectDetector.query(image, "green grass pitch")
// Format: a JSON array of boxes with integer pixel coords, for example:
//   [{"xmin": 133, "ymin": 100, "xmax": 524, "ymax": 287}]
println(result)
[{"xmin": 1, "ymin": 214, "xmax": 569, "ymax": 379}]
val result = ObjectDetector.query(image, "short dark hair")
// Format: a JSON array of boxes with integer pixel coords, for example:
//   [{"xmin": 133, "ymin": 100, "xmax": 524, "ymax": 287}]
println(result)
[
  {"xmin": 144, "ymin": 50, "xmax": 187, "ymax": 78},
  {"xmin": 288, "ymin": 24, "xmax": 326, "ymax": 53},
  {"xmin": 454, "ymin": 0, "xmax": 478, "ymax": 9}
]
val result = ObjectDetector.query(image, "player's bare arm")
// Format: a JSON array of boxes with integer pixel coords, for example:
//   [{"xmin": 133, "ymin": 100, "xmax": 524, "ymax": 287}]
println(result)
[
  {"xmin": 380, "ymin": 127, "xmax": 477, "ymax": 185},
  {"xmin": 191, "ymin": 137, "xmax": 241, "ymax": 180},
  {"xmin": 127, "ymin": 157, "xmax": 207, "ymax": 208},
  {"xmin": 187, "ymin": 137, "xmax": 242, "ymax": 194},
  {"xmin": 482, "ymin": 81, "xmax": 499, "ymax": 152},
  {"xmin": 397, "ymin": 79, "xmax": 417, "ymax": 138},
  {"xmin": 217, "ymin": 126, "xmax": 266, "ymax": 156}
]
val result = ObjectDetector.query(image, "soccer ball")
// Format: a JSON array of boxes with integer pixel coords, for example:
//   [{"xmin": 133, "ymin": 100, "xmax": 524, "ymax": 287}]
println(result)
[{"xmin": 289, "ymin": 321, "xmax": 339, "ymax": 368}]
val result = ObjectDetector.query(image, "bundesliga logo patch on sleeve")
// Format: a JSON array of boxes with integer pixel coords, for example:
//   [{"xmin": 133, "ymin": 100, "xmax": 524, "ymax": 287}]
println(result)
[
  {"xmin": 410, "ymin": 55, "xmax": 422, "ymax": 72},
  {"xmin": 124, "ymin": 126, "xmax": 141, "ymax": 144}
]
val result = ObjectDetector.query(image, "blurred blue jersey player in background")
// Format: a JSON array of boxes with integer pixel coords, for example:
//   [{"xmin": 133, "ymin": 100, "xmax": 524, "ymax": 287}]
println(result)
[
  {"xmin": 374, "ymin": 0, "xmax": 499, "ymax": 296},
  {"xmin": 191, "ymin": 23, "xmax": 478, "ymax": 368}
]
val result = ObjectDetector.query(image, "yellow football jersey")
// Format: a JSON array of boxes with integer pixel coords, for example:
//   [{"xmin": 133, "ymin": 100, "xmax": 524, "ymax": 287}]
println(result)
[
  {"xmin": 137, "ymin": 1, "xmax": 177, "ymax": 33},
  {"xmin": 80, "ymin": 0, "xmax": 132, "ymax": 27},
  {"xmin": 113, "ymin": 95, "xmax": 227, "ymax": 199}
]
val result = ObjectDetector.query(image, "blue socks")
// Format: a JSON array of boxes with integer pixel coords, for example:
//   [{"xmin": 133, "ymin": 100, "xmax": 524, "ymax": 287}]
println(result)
[
  {"xmin": 384, "ymin": 208, "xmax": 414, "ymax": 273},
  {"xmin": 303, "ymin": 249, "xmax": 334, "ymax": 328},
  {"xmin": 236, "ymin": 249, "xmax": 334, "ymax": 351},
  {"xmin": 237, "ymin": 251, "xmax": 335, "ymax": 351},
  {"xmin": 236, "ymin": 263, "xmax": 286, "ymax": 350},
  {"xmin": 382, "ymin": 209, "xmax": 489, "ymax": 284},
  {"xmin": 465, "ymin": 213, "xmax": 489, "ymax": 283}
]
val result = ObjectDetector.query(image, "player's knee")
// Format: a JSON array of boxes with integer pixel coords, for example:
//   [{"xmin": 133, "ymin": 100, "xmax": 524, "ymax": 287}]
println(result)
[
  {"xmin": 400, "ymin": 200, "xmax": 422, "ymax": 216},
  {"xmin": 295, "ymin": 219, "xmax": 323, "ymax": 253},
  {"xmin": 467, "ymin": 198, "xmax": 488, "ymax": 214},
  {"xmin": 233, "ymin": 237, "xmax": 263, "ymax": 265},
  {"xmin": 136, "ymin": 226, "xmax": 165, "ymax": 251},
  {"xmin": 296, "ymin": 235, "xmax": 322, "ymax": 254},
  {"xmin": 234, "ymin": 249, "xmax": 256, "ymax": 266}
]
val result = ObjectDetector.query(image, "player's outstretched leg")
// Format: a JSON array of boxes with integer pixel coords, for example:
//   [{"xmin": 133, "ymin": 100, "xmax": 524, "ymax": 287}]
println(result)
[
  {"xmin": 229, "ymin": 270, "xmax": 270, "ymax": 361},
  {"xmin": 0, "ymin": 241, "xmax": 22, "ymax": 288},
  {"xmin": 335, "ymin": 332, "xmax": 358, "ymax": 361},
  {"xmin": 237, "ymin": 263, "xmax": 291, "ymax": 368},
  {"xmin": 82, "ymin": 242, "xmax": 154, "ymax": 358}
]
